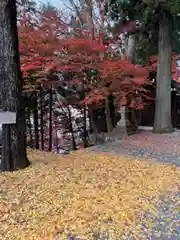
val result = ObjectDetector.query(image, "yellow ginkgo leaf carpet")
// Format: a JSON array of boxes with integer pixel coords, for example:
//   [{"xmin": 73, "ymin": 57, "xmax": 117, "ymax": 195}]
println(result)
[{"xmin": 0, "ymin": 149, "xmax": 179, "ymax": 240}]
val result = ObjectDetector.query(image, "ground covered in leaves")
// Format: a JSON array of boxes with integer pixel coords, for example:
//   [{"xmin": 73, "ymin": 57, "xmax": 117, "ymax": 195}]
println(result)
[
  {"xmin": 91, "ymin": 130, "xmax": 180, "ymax": 166},
  {"xmin": 0, "ymin": 150, "xmax": 179, "ymax": 239}
]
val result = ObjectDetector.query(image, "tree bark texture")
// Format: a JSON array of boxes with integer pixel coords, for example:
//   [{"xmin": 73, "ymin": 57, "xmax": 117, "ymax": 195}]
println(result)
[
  {"xmin": 67, "ymin": 106, "xmax": 77, "ymax": 151},
  {"xmin": 27, "ymin": 110, "xmax": 33, "ymax": 147},
  {"xmin": 105, "ymin": 97, "xmax": 113, "ymax": 132},
  {"xmin": 120, "ymin": 34, "xmax": 137, "ymax": 135},
  {"xmin": 48, "ymin": 87, "xmax": 52, "ymax": 152},
  {"xmin": 83, "ymin": 105, "xmax": 88, "ymax": 148},
  {"xmin": 39, "ymin": 85, "xmax": 44, "ymax": 150},
  {"xmin": 0, "ymin": 0, "xmax": 30, "ymax": 171},
  {"xmin": 33, "ymin": 95, "xmax": 39, "ymax": 149},
  {"xmin": 126, "ymin": 34, "xmax": 136, "ymax": 63},
  {"xmin": 153, "ymin": 13, "xmax": 173, "ymax": 133}
]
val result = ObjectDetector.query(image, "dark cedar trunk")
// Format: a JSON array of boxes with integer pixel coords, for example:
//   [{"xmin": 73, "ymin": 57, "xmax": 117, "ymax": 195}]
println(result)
[
  {"xmin": 33, "ymin": 95, "xmax": 39, "ymax": 149},
  {"xmin": 48, "ymin": 87, "xmax": 52, "ymax": 151},
  {"xmin": 39, "ymin": 85, "xmax": 44, "ymax": 150},
  {"xmin": 109, "ymin": 95, "xmax": 116, "ymax": 128},
  {"xmin": 67, "ymin": 106, "xmax": 77, "ymax": 151},
  {"xmin": 83, "ymin": 105, "xmax": 88, "ymax": 148},
  {"xmin": 153, "ymin": 13, "xmax": 173, "ymax": 133},
  {"xmin": 89, "ymin": 108, "xmax": 98, "ymax": 133},
  {"xmin": 17, "ymin": 97, "xmax": 29, "ymax": 166},
  {"xmin": 88, "ymin": 107, "xmax": 99, "ymax": 144},
  {"xmin": 88, "ymin": 108, "xmax": 93, "ymax": 133},
  {"xmin": 0, "ymin": 1, "xmax": 30, "ymax": 171},
  {"xmin": 54, "ymin": 122, "xmax": 59, "ymax": 154},
  {"xmin": 105, "ymin": 97, "xmax": 113, "ymax": 132}
]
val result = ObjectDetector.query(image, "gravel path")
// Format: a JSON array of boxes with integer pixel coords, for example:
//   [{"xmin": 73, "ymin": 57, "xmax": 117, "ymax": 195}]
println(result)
[
  {"xmin": 91, "ymin": 143, "xmax": 180, "ymax": 167},
  {"xmin": 89, "ymin": 131, "xmax": 180, "ymax": 240},
  {"xmin": 120, "ymin": 191, "xmax": 180, "ymax": 240},
  {"xmin": 141, "ymin": 192, "xmax": 180, "ymax": 240},
  {"xmin": 67, "ymin": 191, "xmax": 180, "ymax": 240},
  {"xmin": 90, "ymin": 131, "xmax": 180, "ymax": 167}
]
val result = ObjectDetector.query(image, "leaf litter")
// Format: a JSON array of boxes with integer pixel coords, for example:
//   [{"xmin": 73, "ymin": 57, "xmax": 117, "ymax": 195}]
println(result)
[{"xmin": 0, "ymin": 149, "xmax": 179, "ymax": 239}]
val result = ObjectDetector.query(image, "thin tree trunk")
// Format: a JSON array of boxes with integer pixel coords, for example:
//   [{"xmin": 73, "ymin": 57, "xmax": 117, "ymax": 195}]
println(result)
[
  {"xmin": 33, "ymin": 95, "xmax": 39, "ymax": 149},
  {"xmin": 153, "ymin": 13, "xmax": 173, "ymax": 133},
  {"xmin": 39, "ymin": 85, "xmax": 44, "ymax": 150},
  {"xmin": 29, "ymin": 117, "xmax": 33, "ymax": 147},
  {"xmin": 88, "ymin": 108, "xmax": 93, "ymax": 133},
  {"xmin": 83, "ymin": 105, "xmax": 88, "ymax": 148},
  {"xmin": 88, "ymin": 107, "xmax": 99, "ymax": 144},
  {"xmin": 0, "ymin": 0, "xmax": 30, "ymax": 171},
  {"xmin": 54, "ymin": 121, "xmax": 59, "ymax": 154},
  {"xmin": 48, "ymin": 87, "xmax": 52, "ymax": 151},
  {"xmin": 105, "ymin": 97, "xmax": 113, "ymax": 132},
  {"xmin": 126, "ymin": 34, "xmax": 138, "ymax": 133},
  {"xmin": 89, "ymin": 108, "xmax": 97, "ymax": 133},
  {"xmin": 67, "ymin": 106, "xmax": 77, "ymax": 151},
  {"xmin": 17, "ymin": 97, "xmax": 29, "ymax": 166},
  {"xmin": 27, "ymin": 109, "xmax": 33, "ymax": 147},
  {"xmin": 127, "ymin": 34, "xmax": 136, "ymax": 63}
]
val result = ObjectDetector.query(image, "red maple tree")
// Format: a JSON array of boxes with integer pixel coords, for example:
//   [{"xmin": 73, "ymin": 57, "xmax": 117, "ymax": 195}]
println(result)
[
  {"xmin": 19, "ymin": 8, "xmax": 67, "ymax": 91},
  {"xmin": 148, "ymin": 53, "xmax": 179, "ymax": 81},
  {"xmin": 19, "ymin": 8, "xmax": 150, "ymax": 109}
]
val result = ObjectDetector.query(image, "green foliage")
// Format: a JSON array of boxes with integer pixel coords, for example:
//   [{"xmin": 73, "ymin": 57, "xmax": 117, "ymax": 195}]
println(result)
[
  {"xmin": 109, "ymin": 0, "xmax": 138, "ymax": 20},
  {"xmin": 108, "ymin": 0, "xmax": 180, "ymax": 63},
  {"xmin": 109, "ymin": 0, "xmax": 180, "ymax": 25},
  {"xmin": 142, "ymin": 0, "xmax": 180, "ymax": 15},
  {"xmin": 135, "ymin": 31, "xmax": 157, "ymax": 64}
]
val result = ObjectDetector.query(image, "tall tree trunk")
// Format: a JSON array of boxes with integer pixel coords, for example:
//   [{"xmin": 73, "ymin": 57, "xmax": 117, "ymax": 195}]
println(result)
[
  {"xmin": 0, "ymin": 0, "xmax": 30, "ymax": 171},
  {"xmin": 39, "ymin": 85, "xmax": 44, "ymax": 150},
  {"xmin": 105, "ymin": 97, "xmax": 113, "ymax": 132},
  {"xmin": 48, "ymin": 87, "xmax": 52, "ymax": 151},
  {"xmin": 33, "ymin": 95, "xmax": 39, "ymax": 149},
  {"xmin": 153, "ymin": 13, "xmax": 173, "ymax": 133}
]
